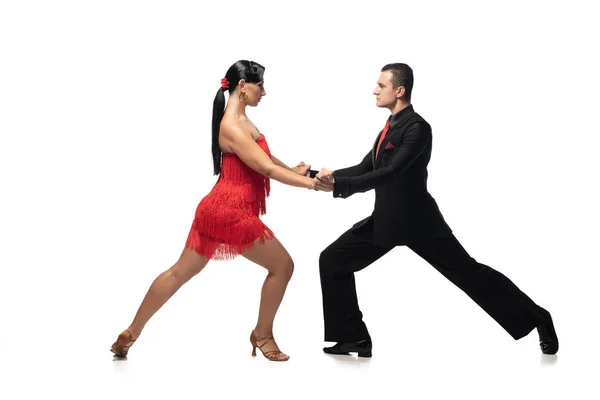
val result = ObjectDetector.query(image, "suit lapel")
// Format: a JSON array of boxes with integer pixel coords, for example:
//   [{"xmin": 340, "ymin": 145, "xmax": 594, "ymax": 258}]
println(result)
[
  {"xmin": 373, "ymin": 107, "xmax": 416, "ymax": 169},
  {"xmin": 371, "ymin": 129, "xmax": 383, "ymax": 167}
]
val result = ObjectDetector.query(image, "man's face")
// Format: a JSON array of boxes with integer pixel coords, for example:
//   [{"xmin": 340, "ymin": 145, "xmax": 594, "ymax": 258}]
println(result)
[{"xmin": 373, "ymin": 71, "xmax": 402, "ymax": 108}]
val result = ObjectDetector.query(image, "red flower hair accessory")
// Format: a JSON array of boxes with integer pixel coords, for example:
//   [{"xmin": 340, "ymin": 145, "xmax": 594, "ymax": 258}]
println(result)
[{"xmin": 221, "ymin": 78, "xmax": 229, "ymax": 89}]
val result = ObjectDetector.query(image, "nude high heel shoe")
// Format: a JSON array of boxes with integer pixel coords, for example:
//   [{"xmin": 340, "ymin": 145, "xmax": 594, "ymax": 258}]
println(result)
[
  {"xmin": 250, "ymin": 330, "xmax": 289, "ymax": 362},
  {"xmin": 110, "ymin": 330, "xmax": 136, "ymax": 357}
]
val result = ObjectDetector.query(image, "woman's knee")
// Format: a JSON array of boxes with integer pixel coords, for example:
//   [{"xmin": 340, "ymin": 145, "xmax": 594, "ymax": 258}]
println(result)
[
  {"xmin": 269, "ymin": 256, "xmax": 294, "ymax": 281},
  {"xmin": 168, "ymin": 259, "xmax": 204, "ymax": 285},
  {"xmin": 282, "ymin": 257, "xmax": 294, "ymax": 281}
]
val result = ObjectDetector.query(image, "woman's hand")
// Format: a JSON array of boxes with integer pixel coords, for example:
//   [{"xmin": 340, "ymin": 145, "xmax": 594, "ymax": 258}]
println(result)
[{"xmin": 291, "ymin": 161, "xmax": 311, "ymax": 176}]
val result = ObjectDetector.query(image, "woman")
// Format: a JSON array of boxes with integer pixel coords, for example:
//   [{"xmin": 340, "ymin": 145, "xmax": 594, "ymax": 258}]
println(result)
[{"xmin": 110, "ymin": 60, "xmax": 317, "ymax": 362}]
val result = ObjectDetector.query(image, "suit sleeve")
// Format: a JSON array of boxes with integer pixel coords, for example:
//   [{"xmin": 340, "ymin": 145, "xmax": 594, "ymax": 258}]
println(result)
[
  {"xmin": 332, "ymin": 151, "xmax": 373, "ymax": 177},
  {"xmin": 332, "ymin": 122, "xmax": 431, "ymax": 198}
]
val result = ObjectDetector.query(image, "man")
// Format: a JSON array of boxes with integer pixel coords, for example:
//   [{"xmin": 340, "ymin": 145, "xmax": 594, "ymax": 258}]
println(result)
[{"xmin": 312, "ymin": 63, "xmax": 558, "ymax": 357}]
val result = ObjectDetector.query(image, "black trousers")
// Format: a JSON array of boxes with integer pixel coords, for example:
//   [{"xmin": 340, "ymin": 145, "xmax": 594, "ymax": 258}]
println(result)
[{"xmin": 319, "ymin": 222, "xmax": 548, "ymax": 343}]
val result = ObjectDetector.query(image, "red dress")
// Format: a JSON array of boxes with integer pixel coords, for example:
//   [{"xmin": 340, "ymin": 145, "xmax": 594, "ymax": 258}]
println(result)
[{"xmin": 185, "ymin": 134, "xmax": 274, "ymax": 260}]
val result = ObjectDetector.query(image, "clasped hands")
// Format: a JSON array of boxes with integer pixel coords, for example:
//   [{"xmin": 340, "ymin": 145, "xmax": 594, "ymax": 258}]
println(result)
[{"xmin": 292, "ymin": 162, "xmax": 334, "ymax": 192}]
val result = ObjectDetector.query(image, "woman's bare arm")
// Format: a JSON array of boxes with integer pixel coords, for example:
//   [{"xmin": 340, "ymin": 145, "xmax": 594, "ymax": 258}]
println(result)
[{"xmin": 221, "ymin": 126, "xmax": 315, "ymax": 189}]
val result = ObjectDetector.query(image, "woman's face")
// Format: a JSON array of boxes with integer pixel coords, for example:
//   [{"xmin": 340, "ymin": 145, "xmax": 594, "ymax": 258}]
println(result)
[{"xmin": 242, "ymin": 81, "xmax": 266, "ymax": 107}]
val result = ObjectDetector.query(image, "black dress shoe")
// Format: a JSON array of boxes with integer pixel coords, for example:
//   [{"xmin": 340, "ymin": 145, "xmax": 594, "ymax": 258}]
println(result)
[
  {"xmin": 537, "ymin": 309, "xmax": 559, "ymax": 355},
  {"xmin": 323, "ymin": 339, "xmax": 372, "ymax": 357}
]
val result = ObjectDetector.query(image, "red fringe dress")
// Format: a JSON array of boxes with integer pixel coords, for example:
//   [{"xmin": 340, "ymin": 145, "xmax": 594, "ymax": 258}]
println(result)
[{"xmin": 185, "ymin": 134, "xmax": 274, "ymax": 260}]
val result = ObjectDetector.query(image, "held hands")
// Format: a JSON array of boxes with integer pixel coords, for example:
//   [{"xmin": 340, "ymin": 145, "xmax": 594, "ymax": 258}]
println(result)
[
  {"xmin": 293, "ymin": 162, "xmax": 334, "ymax": 192},
  {"xmin": 314, "ymin": 168, "xmax": 334, "ymax": 192},
  {"xmin": 293, "ymin": 161, "xmax": 318, "ymax": 191},
  {"xmin": 292, "ymin": 161, "xmax": 311, "ymax": 177}
]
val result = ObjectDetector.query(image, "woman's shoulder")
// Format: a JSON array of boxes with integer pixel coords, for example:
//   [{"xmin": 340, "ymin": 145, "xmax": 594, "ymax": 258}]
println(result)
[{"xmin": 220, "ymin": 117, "xmax": 260, "ymax": 141}]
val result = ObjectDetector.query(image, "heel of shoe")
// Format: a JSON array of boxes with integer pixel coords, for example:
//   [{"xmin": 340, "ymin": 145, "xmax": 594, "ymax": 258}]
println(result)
[
  {"xmin": 358, "ymin": 351, "xmax": 372, "ymax": 358},
  {"xmin": 249, "ymin": 330, "xmax": 289, "ymax": 361},
  {"xmin": 110, "ymin": 330, "xmax": 136, "ymax": 357},
  {"xmin": 250, "ymin": 331, "xmax": 257, "ymax": 357},
  {"xmin": 537, "ymin": 311, "xmax": 559, "ymax": 355}
]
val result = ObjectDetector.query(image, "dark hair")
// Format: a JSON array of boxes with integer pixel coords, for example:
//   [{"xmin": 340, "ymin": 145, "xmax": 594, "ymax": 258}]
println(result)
[
  {"xmin": 211, "ymin": 60, "xmax": 266, "ymax": 175},
  {"xmin": 381, "ymin": 63, "xmax": 413, "ymax": 102}
]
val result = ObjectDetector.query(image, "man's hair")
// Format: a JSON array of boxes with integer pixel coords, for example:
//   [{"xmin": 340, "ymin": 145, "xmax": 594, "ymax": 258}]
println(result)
[{"xmin": 381, "ymin": 63, "xmax": 413, "ymax": 101}]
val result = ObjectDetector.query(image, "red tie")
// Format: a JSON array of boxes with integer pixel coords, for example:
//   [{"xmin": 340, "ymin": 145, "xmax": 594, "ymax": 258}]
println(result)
[{"xmin": 375, "ymin": 120, "xmax": 390, "ymax": 158}]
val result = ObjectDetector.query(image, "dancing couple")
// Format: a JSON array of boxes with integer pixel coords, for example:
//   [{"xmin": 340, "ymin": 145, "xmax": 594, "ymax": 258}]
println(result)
[{"xmin": 110, "ymin": 60, "xmax": 558, "ymax": 361}]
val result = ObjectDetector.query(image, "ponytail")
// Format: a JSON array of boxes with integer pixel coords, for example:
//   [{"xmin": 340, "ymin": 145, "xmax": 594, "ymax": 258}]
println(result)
[
  {"xmin": 210, "ymin": 60, "xmax": 265, "ymax": 175},
  {"xmin": 211, "ymin": 87, "xmax": 226, "ymax": 175}
]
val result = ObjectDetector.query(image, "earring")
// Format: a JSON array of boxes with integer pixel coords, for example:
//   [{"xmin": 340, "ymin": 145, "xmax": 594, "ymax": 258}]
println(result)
[{"xmin": 239, "ymin": 91, "xmax": 248, "ymax": 103}]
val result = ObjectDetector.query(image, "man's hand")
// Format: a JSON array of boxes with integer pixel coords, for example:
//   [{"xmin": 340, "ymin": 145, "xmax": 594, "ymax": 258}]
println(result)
[
  {"xmin": 316, "ymin": 168, "xmax": 334, "ymax": 181},
  {"xmin": 315, "ymin": 168, "xmax": 335, "ymax": 192},
  {"xmin": 292, "ymin": 161, "xmax": 311, "ymax": 177},
  {"xmin": 315, "ymin": 178, "xmax": 334, "ymax": 192}
]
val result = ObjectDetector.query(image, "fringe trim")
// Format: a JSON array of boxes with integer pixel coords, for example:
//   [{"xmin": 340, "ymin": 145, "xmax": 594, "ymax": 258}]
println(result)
[
  {"xmin": 185, "ymin": 135, "xmax": 274, "ymax": 261},
  {"xmin": 185, "ymin": 223, "xmax": 274, "ymax": 261}
]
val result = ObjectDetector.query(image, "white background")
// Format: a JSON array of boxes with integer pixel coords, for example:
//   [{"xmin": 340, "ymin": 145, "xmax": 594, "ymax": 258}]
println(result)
[{"xmin": 1, "ymin": 0, "xmax": 599, "ymax": 399}]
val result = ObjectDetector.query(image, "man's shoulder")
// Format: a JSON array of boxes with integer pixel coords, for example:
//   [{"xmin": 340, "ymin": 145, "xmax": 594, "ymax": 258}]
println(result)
[
  {"xmin": 410, "ymin": 112, "xmax": 428, "ymax": 124},
  {"xmin": 401, "ymin": 114, "xmax": 432, "ymax": 140},
  {"xmin": 404, "ymin": 113, "xmax": 430, "ymax": 132}
]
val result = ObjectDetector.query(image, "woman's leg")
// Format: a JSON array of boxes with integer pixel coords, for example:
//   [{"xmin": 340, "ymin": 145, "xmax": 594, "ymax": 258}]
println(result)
[
  {"xmin": 125, "ymin": 248, "xmax": 210, "ymax": 339},
  {"xmin": 242, "ymin": 236, "xmax": 294, "ymax": 358}
]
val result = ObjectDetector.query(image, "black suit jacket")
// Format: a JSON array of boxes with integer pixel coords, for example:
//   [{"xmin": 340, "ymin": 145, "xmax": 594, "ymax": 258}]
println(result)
[{"xmin": 322, "ymin": 105, "xmax": 452, "ymax": 245}]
